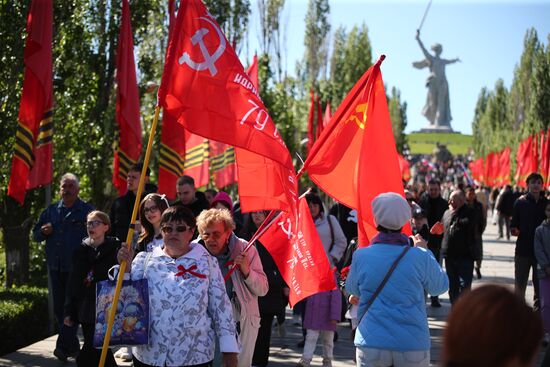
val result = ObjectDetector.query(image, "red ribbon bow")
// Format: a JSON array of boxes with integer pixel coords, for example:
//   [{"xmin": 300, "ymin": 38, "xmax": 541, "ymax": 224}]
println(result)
[{"xmin": 175, "ymin": 264, "xmax": 206, "ymax": 279}]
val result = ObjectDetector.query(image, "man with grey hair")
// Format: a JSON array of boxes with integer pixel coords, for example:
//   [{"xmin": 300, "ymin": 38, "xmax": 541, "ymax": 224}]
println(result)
[
  {"xmin": 441, "ymin": 190, "xmax": 477, "ymax": 304},
  {"xmin": 33, "ymin": 173, "xmax": 94, "ymax": 361}
]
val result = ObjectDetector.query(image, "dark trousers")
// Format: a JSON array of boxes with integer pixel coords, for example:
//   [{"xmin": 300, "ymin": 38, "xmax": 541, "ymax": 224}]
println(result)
[
  {"xmin": 76, "ymin": 323, "xmax": 117, "ymax": 367},
  {"xmin": 445, "ymin": 257, "xmax": 474, "ymax": 304},
  {"xmin": 252, "ymin": 312, "xmax": 277, "ymax": 367},
  {"xmin": 515, "ymin": 255, "xmax": 540, "ymax": 309},
  {"xmin": 133, "ymin": 356, "xmax": 212, "ymax": 367},
  {"xmin": 49, "ymin": 269, "xmax": 79, "ymax": 353}
]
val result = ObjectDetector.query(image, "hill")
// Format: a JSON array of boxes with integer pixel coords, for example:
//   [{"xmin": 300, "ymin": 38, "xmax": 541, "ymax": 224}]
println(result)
[{"xmin": 407, "ymin": 132, "xmax": 473, "ymax": 155}]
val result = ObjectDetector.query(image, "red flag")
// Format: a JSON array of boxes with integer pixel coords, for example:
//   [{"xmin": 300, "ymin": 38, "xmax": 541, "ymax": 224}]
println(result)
[
  {"xmin": 158, "ymin": 0, "xmax": 292, "ymax": 171},
  {"xmin": 323, "ymin": 101, "xmax": 332, "ymax": 130},
  {"xmin": 246, "ymin": 54, "xmax": 259, "ymax": 93},
  {"xmin": 316, "ymin": 96, "xmax": 323, "ymax": 140},
  {"xmin": 515, "ymin": 135, "xmax": 538, "ymax": 187},
  {"xmin": 158, "ymin": 2, "xmax": 185, "ymax": 200},
  {"xmin": 539, "ymin": 129, "xmax": 550, "ymax": 187},
  {"xmin": 210, "ymin": 141, "xmax": 237, "ymax": 189},
  {"xmin": 183, "ymin": 133, "xmax": 210, "ymax": 188},
  {"xmin": 259, "ymin": 197, "xmax": 335, "ymax": 306},
  {"xmin": 113, "ymin": 0, "xmax": 142, "ymax": 196},
  {"xmin": 235, "ymin": 148, "xmax": 298, "ymax": 214},
  {"xmin": 306, "ymin": 89, "xmax": 315, "ymax": 156},
  {"xmin": 302, "ymin": 56, "xmax": 409, "ymax": 246},
  {"xmin": 8, "ymin": 0, "xmax": 53, "ymax": 204},
  {"xmin": 485, "ymin": 152, "xmax": 497, "ymax": 187},
  {"xmin": 397, "ymin": 153, "xmax": 411, "ymax": 182},
  {"xmin": 469, "ymin": 158, "xmax": 484, "ymax": 184}
]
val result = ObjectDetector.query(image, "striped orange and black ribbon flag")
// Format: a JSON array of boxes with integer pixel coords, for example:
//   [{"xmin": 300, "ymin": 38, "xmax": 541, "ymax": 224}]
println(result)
[
  {"xmin": 8, "ymin": 0, "xmax": 54, "ymax": 204},
  {"xmin": 210, "ymin": 141, "xmax": 237, "ymax": 189}
]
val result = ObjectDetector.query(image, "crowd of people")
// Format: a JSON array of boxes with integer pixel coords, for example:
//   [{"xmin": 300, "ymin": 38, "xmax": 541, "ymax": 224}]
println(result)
[{"xmin": 31, "ymin": 160, "xmax": 550, "ymax": 367}]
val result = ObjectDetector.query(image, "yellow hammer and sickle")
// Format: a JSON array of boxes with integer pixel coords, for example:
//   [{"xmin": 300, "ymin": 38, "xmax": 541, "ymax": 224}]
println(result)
[{"xmin": 344, "ymin": 103, "xmax": 368, "ymax": 129}]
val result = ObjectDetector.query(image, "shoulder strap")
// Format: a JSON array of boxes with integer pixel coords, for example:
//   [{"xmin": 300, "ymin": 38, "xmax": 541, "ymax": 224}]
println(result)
[
  {"xmin": 327, "ymin": 214, "xmax": 335, "ymax": 253},
  {"xmin": 358, "ymin": 245, "xmax": 411, "ymax": 326}
]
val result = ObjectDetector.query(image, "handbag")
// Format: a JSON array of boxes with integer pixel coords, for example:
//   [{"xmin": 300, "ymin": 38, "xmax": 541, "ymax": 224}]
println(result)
[{"xmin": 93, "ymin": 253, "xmax": 152, "ymax": 347}]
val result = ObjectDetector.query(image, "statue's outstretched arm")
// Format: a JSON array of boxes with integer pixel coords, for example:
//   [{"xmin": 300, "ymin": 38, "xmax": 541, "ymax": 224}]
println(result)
[{"xmin": 444, "ymin": 57, "xmax": 461, "ymax": 65}]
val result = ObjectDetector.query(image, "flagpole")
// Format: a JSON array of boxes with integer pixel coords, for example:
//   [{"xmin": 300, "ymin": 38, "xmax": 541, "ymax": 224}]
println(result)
[{"xmin": 98, "ymin": 105, "xmax": 161, "ymax": 367}]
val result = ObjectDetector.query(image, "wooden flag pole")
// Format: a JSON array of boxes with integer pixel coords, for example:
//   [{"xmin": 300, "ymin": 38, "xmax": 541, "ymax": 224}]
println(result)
[{"xmin": 98, "ymin": 105, "xmax": 161, "ymax": 367}]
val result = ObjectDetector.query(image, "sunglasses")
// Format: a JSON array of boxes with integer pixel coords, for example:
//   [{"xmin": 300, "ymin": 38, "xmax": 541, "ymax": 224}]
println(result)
[
  {"xmin": 87, "ymin": 220, "xmax": 105, "ymax": 228},
  {"xmin": 161, "ymin": 225, "xmax": 190, "ymax": 234},
  {"xmin": 143, "ymin": 205, "xmax": 159, "ymax": 214},
  {"xmin": 200, "ymin": 231, "xmax": 224, "ymax": 240}
]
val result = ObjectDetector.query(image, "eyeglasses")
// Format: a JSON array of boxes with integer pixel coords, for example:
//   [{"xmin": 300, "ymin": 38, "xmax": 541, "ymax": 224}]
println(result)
[
  {"xmin": 143, "ymin": 205, "xmax": 159, "ymax": 214},
  {"xmin": 87, "ymin": 220, "xmax": 105, "ymax": 228},
  {"xmin": 200, "ymin": 231, "xmax": 224, "ymax": 240},
  {"xmin": 161, "ymin": 225, "xmax": 190, "ymax": 234}
]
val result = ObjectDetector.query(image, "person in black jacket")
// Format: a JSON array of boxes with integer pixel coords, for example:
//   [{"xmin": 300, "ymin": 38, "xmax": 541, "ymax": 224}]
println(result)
[
  {"xmin": 511, "ymin": 172, "xmax": 548, "ymax": 310},
  {"xmin": 110, "ymin": 162, "xmax": 156, "ymax": 242},
  {"xmin": 496, "ymin": 185, "xmax": 515, "ymax": 240},
  {"xmin": 173, "ymin": 175, "xmax": 210, "ymax": 218},
  {"xmin": 64, "ymin": 210, "xmax": 120, "ymax": 367},
  {"xmin": 240, "ymin": 211, "xmax": 289, "ymax": 367},
  {"xmin": 419, "ymin": 179, "xmax": 448, "ymax": 307},
  {"xmin": 442, "ymin": 190, "xmax": 477, "ymax": 304},
  {"xmin": 466, "ymin": 186, "xmax": 487, "ymax": 278}
]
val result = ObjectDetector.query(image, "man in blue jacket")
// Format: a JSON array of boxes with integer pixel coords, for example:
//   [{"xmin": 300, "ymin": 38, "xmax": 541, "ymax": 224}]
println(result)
[{"xmin": 33, "ymin": 173, "xmax": 94, "ymax": 361}]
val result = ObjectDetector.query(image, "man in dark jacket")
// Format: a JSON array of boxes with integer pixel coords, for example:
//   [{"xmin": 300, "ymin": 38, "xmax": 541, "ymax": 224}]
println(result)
[
  {"xmin": 466, "ymin": 186, "xmax": 487, "ymax": 278},
  {"xmin": 174, "ymin": 175, "xmax": 209, "ymax": 217},
  {"xmin": 442, "ymin": 190, "xmax": 477, "ymax": 304},
  {"xmin": 33, "ymin": 173, "xmax": 94, "ymax": 361},
  {"xmin": 109, "ymin": 162, "xmax": 156, "ymax": 242},
  {"xmin": 511, "ymin": 173, "xmax": 548, "ymax": 310},
  {"xmin": 419, "ymin": 179, "xmax": 449, "ymax": 307},
  {"xmin": 496, "ymin": 184, "xmax": 515, "ymax": 240}
]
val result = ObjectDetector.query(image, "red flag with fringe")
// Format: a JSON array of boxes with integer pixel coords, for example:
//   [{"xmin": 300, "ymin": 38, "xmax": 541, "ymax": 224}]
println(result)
[
  {"xmin": 259, "ymin": 197, "xmax": 336, "ymax": 306},
  {"xmin": 8, "ymin": 0, "xmax": 54, "ymax": 204},
  {"xmin": 540, "ymin": 129, "xmax": 550, "ymax": 187},
  {"xmin": 113, "ymin": 0, "xmax": 142, "ymax": 196}
]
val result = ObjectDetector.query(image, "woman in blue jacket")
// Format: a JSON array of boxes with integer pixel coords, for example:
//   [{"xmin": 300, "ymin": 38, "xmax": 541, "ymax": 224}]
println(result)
[{"xmin": 346, "ymin": 193, "xmax": 448, "ymax": 367}]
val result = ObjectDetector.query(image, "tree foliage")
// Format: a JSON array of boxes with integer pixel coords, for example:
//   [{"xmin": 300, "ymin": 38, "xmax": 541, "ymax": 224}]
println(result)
[
  {"xmin": 387, "ymin": 87, "xmax": 408, "ymax": 154},
  {"xmin": 301, "ymin": 0, "xmax": 330, "ymax": 87}
]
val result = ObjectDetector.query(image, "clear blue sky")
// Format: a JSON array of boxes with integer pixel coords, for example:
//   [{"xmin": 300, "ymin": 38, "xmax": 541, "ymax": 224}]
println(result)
[{"xmin": 245, "ymin": 0, "xmax": 550, "ymax": 135}]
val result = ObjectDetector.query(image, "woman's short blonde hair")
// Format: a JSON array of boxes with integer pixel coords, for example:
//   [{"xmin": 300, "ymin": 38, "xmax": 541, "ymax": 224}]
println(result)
[{"xmin": 196, "ymin": 208, "xmax": 235, "ymax": 233}]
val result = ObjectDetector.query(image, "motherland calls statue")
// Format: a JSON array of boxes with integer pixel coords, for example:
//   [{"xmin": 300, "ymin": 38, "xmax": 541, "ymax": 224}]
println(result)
[{"xmin": 413, "ymin": 30, "xmax": 460, "ymax": 131}]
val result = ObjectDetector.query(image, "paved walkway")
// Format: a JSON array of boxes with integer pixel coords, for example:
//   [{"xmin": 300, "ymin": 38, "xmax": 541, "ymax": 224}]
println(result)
[{"xmin": 1, "ymin": 220, "xmax": 545, "ymax": 366}]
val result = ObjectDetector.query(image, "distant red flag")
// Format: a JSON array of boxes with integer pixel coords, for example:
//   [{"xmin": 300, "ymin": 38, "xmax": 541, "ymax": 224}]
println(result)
[
  {"xmin": 316, "ymin": 96, "xmax": 323, "ymax": 140},
  {"xmin": 540, "ymin": 129, "xmax": 550, "ymax": 187},
  {"xmin": 8, "ymin": 0, "xmax": 54, "ymax": 204},
  {"xmin": 306, "ymin": 89, "xmax": 315, "ymax": 156},
  {"xmin": 302, "ymin": 56, "xmax": 409, "ymax": 246},
  {"xmin": 183, "ymin": 133, "xmax": 210, "ymax": 188},
  {"xmin": 515, "ymin": 135, "xmax": 538, "ymax": 187},
  {"xmin": 259, "ymin": 197, "xmax": 335, "ymax": 306},
  {"xmin": 485, "ymin": 152, "xmax": 497, "ymax": 187},
  {"xmin": 158, "ymin": 0, "xmax": 292, "ymax": 171},
  {"xmin": 323, "ymin": 101, "xmax": 332, "ymax": 129},
  {"xmin": 246, "ymin": 54, "xmax": 259, "ymax": 93},
  {"xmin": 113, "ymin": 0, "xmax": 142, "ymax": 196},
  {"xmin": 210, "ymin": 141, "xmax": 237, "ymax": 189},
  {"xmin": 397, "ymin": 153, "xmax": 411, "ymax": 182},
  {"xmin": 469, "ymin": 158, "xmax": 484, "ymax": 184}
]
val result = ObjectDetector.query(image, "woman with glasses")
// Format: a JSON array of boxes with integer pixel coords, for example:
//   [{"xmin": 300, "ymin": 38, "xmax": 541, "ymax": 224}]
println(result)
[
  {"xmin": 63, "ymin": 210, "xmax": 119, "ymax": 367},
  {"xmin": 117, "ymin": 206, "xmax": 239, "ymax": 367},
  {"xmin": 196, "ymin": 208, "xmax": 268, "ymax": 367}
]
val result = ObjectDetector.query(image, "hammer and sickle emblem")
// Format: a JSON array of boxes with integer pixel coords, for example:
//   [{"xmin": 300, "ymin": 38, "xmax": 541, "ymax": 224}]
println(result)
[
  {"xmin": 178, "ymin": 16, "xmax": 227, "ymax": 76},
  {"xmin": 344, "ymin": 103, "xmax": 368, "ymax": 129}
]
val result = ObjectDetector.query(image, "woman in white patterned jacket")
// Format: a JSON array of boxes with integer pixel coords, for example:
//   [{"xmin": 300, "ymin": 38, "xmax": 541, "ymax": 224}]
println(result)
[{"xmin": 118, "ymin": 206, "xmax": 238, "ymax": 367}]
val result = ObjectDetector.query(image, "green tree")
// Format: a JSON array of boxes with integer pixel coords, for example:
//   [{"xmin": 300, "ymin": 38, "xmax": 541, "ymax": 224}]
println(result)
[
  {"xmin": 387, "ymin": 87, "xmax": 408, "ymax": 153},
  {"xmin": 301, "ymin": 0, "xmax": 330, "ymax": 87},
  {"xmin": 257, "ymin": 0, "xmax": 286, "ymax": 81},
  {"xmin": 524, "ymin": 39, "xmax": 550, "ymax": 134},
  {"xmin": 204, "ymin": 0, "xmax": 251, "ymax": 54}
]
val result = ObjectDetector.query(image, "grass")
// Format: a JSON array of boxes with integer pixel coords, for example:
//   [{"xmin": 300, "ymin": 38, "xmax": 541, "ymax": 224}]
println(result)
[{"xmin": 407, "ymin": 132, "xmax": 473, "ymax": 155}]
